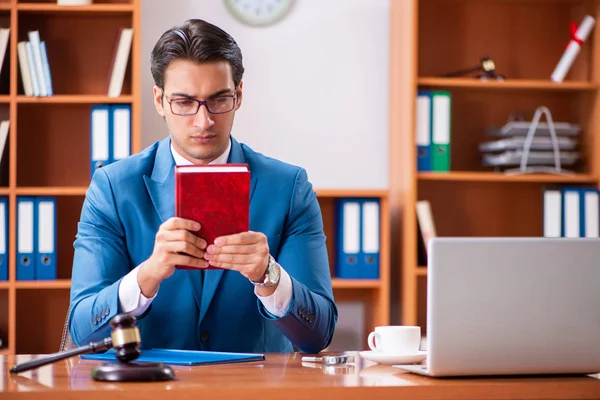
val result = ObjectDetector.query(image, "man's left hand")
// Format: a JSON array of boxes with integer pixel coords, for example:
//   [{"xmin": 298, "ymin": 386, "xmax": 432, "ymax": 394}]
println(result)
[{"xmin": 204, "ymin": 231, "xmax": 271, "ymax": 283}]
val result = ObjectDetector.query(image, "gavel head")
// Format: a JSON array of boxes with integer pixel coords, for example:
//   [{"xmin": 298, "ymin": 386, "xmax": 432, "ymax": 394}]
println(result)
[
  {"xmin": 109, "ymin": 314, "xmax": 142, "ymax": 363},
  {"xmin": 480, "ymin": 56, "xmax": 496, "ymax": 76}
]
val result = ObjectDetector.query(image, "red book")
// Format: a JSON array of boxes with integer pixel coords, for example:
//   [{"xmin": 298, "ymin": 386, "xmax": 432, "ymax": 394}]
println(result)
[{"xmin": 174, "ymin": 164, "xmax": 250, "ymax": 269}]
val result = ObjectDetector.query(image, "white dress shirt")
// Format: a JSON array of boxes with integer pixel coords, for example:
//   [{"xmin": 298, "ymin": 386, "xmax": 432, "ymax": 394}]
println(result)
[{"xmin": 118, "ymin": 138, "xmax": 293, "ymax": 318}]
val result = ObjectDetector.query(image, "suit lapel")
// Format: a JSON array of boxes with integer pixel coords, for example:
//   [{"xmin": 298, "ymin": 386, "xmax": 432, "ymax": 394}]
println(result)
[
  {"xmin": 198, "ymin": 137, "xmax": 257, "ymax": 323},
  {"xmin": 143, "ymin": 138, "xmax": 204, "ymax": 315}
]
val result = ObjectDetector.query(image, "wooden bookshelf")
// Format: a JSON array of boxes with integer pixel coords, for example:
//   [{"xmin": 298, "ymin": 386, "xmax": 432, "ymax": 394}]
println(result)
[
  {"xmin": 390, "ymin": 0, "xmax": 600, "ymax": 333},
  {"xmin": 317, "ymin": 190, "xmax": 390, "ymax": 347},
  {"xmin": 0, "ymin": 0, "xmax": 142, "ymax": 356}
]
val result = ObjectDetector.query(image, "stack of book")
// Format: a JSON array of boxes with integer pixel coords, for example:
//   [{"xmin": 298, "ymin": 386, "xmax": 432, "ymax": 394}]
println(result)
[{"xmin": 18, "ymin": 30, "xmax": 53, "ymax": 97}]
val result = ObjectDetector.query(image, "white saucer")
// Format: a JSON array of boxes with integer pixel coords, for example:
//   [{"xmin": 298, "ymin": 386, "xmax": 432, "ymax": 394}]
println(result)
[{"xmin": 359, "ymin": 350, "xmax": 427, "ymax": 365}]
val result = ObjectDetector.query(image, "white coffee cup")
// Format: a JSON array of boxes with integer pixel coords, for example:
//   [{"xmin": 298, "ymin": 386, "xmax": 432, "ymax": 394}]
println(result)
[{"xmin": 367, "ymin": 326, "xmax": 421, "ymax": 354}]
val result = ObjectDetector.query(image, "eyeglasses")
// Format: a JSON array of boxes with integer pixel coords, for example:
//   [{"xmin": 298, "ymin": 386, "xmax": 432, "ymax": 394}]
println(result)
[{"xmin": 164, "ymin": 93, "xmax": 237, "ymax": 116}]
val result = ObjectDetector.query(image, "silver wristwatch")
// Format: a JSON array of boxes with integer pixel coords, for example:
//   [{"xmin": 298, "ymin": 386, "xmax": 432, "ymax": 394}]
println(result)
[{"xmin": 250, "ymin": 255, "xmax": 281, "ymax": 288}]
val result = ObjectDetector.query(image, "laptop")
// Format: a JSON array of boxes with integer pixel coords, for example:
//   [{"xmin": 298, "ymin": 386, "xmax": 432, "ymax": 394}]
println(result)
[{"xmin": 397, "ymin": 237, "xmax": 600, "ymax": 377}]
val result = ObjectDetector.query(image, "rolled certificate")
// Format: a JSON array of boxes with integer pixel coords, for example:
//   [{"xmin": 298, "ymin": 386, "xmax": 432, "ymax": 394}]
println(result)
[{"xmin": 551, "ymin": 15, "xmax": 595, "ymax": 83}]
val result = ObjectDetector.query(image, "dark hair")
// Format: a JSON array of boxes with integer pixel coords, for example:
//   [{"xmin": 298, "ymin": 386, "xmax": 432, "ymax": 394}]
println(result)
[{"xmin": 150, "ymin": 19, "xmax": 244, "ymax": 89}]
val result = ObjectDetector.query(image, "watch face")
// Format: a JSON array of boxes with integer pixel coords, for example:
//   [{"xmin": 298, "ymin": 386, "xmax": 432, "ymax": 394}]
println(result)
[
  {"xmin": 224, "ymin": 0, "xmax": 295, "ymax": 27},
  {"xmin": 267, "ymin": 260, "xmax": 280, "ymax": 284}
]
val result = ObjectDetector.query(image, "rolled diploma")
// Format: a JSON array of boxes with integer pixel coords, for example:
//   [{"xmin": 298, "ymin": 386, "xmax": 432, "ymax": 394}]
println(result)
[{"xmin": 551, "ymin": 15, "xmax": 595, "ymax": 83}]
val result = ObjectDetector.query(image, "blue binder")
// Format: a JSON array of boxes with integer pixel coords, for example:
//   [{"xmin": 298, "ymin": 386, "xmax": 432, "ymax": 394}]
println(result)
[
  {"xmin": 80, "ymin": 348, "xmax": 265, "ymax": 366},
  {"xmin": 35, "ymin": 197, "xmax": 56, "ymax": 280},
  {"xmin": 111, "ymin": 104, "xmax": 131, "ymax": 163},
  {"xmin": 90, "ymin": 104, "xmax": 112, "ymax": 178},
  {"xmin": 416, "ymin": 91, "xmax": 432, "ymax": 171},
  {"xmin": 576, "ymin": 187, "xmax": 600, "ymax": 238},
  {"xmin": 335, "ymin": 199, "xmax": 362, "ymax": 279},
  {"xmin": 0, "ymin": 197, "xmax": 7, "ymax": 281},
  {"xmin": 17, "ymin": 197, "xmax": 36, "ymax": 280},
  {"xmin": 561, "ymin": 188, "xmax": 582, "ymax": 238},
  {"xmin": 360, "ymin": 199, "xmax": 380, "ymax": 279}
]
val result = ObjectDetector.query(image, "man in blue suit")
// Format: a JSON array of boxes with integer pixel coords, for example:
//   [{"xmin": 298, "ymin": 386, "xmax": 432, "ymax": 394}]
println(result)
[{"xmin": 68, "ymin": 19, "xmax": 337, "ymax": 353}]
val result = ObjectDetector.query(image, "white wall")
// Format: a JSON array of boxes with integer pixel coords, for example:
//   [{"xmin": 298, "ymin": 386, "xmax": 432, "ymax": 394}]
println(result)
[{"xmin": 141, "ymin": 0, "xmax": 390, "ymax": 190}]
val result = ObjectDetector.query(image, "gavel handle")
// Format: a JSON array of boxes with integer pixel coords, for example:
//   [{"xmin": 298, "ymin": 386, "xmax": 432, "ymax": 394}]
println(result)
[
  {"xmin": 440, "ymin": 65, "xmax": 482, "ymax": 77},
  {"xmin": 10, "ymin": 337, "xmax": 113, "ymax": 374}
]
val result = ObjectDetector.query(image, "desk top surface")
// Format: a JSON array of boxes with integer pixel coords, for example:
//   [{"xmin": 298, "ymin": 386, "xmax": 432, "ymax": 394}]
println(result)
[{"xmin": 3, "ymin": 353, "xmax": 600, "ymax": 400}]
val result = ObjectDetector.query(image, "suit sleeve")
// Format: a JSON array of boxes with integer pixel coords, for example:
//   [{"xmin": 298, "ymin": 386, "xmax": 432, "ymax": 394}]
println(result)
[
  {"xmin": 257, "ymin": 168, "xmax": 338, "ymax": 353},
  {"xmin": 68, "ymin": 169, "xmax": 144, "ymax": 345}
]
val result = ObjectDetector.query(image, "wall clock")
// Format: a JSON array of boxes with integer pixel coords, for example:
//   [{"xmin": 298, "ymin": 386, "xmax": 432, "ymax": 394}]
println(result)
[{"xmin": 224, "ymin": 0, "xmax": 295, "ymax": 27}]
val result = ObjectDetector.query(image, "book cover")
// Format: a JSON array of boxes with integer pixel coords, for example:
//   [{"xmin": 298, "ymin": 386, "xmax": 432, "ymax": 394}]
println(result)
[{"xmin": 174, "ymin": 164, "xmax": 250, "ymax": 270}]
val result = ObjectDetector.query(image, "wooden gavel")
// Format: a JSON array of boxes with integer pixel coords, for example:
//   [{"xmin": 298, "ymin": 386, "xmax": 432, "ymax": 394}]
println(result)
[
  {"xmin": 10, "ymin": 314, "xmax": 142, "ymax": 374},
  {"xmin": 440, "ymin": 56, "xmax": 505, "ymax": 80}
]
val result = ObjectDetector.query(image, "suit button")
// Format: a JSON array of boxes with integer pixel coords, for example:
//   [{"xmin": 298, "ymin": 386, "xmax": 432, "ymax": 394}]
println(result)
[{"xmin": 200, "ymin": 332, "xmax": 209, "ymax": 342}]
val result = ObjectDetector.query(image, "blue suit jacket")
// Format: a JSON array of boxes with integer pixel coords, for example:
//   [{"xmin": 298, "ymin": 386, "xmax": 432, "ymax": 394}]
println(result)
[{"xmin": 68, "ymin": 136, "xmax": 337, "ymax": 353}]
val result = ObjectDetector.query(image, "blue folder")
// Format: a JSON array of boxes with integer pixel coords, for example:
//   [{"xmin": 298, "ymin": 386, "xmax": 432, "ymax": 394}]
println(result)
[{"xmin": 80, "ymin": 348, "xmax": 265, "ymax": 366}]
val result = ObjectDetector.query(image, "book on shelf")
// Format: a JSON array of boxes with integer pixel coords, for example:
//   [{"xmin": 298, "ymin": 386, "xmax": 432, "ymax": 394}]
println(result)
[
  {"xmin": 90, "ymin": 104, "xmax": 132, "ymax": 178},
  {"xmin": 334, "ymin": 198, "xmax": 381, "ymax": 279},
  {"xmin": 0, "ymin": 120, "xmax": 10, "ymax": 187},
  {"xmin": 17, "ymin": 30, "xmax": 53, "ymax": 97},
  {"xmin": 416, "ymin": 200, "xmax": 436, "ymax": 265},
  {"xmin": 415, "ymin": 91, "xmax": 451, "ymax": 172},
  {"xmin": 174, "ymin": 164, "xmax": 250, "ymax": 270},
  {"xmin": 107, "ymin": 28, "xmax": 134, "ymax": 97},
  {"xmin": 16, "ymin": 196, "xmax": 57, "ymax": 281},
  {"xmin": 0, "ymin": 28, "xmax": 9, "ymax": 87},
  {"xmin": 543, "ymin": 186, "xmax": 599, "ymax": 239}
]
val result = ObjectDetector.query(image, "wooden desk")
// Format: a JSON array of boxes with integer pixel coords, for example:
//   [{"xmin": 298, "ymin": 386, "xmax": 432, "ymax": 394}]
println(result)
[{"xmin": 3, "ymin": 353, "xmax": 600, "ymax": 399}]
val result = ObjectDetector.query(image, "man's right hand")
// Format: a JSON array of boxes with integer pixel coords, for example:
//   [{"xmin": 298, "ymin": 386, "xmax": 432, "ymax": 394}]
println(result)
[{"xmin": 138, "ymin": 217, "xmax": 208, "ymax": 297}]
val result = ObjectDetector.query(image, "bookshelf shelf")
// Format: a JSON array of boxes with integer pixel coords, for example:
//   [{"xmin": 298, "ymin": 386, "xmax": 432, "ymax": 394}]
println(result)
[
  {"xmin": 416, "ymin": 267, "xmax": 427, "ymax": 276},
  {"xmin": 16, "ymin": 95, "xmax": 133, "ymax": 103},
  {"xmin": 417, "ymin": 77, "xmax": 600, "ymax": 91},
  {"xmin": 15, "ymin": 280, "xmax": 71, "ymax": 289},
  {"xmin": 331, "ymin": 279, "xmax": 381, "ymax": 289},
  {"xmin": 0, "ymin": 96, "xmax": 9, "ymax": 103},
  {"xmin": 0, "ymin": 282, "xmax": 8, "ymax": 289},
  {"xmin": 417, "ymin": 172, "xmax": 598, "ymax": 183},
  {"xmin": 17, "ymin": 3, "xmax": 134, "ymax": 14},
  {"xmin": 15, "ymin": 187, "xmax": 87, "ymax": 196},
  {"xmin": 316, "ymin": 189, "xmax": 388, "ymax": 198}
]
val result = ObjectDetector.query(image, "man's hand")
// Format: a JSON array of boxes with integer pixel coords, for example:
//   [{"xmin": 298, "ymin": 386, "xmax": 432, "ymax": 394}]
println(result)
[
  {"xmin": 138, "ymin": 217, "xmax": 208, "ymax": 297},
  {"xmin": 204, "ymin": 231, "xmax": 274, "ymax": 295}
]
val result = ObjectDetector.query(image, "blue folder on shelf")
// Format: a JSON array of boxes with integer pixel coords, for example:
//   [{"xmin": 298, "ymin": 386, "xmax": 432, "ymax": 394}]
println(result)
[{"xmin": 80, "ymin": 348, "xmax": 265, "ymax": 366}]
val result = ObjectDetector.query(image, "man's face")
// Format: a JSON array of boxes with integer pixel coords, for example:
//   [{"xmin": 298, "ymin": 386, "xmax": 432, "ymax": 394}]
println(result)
[{"xmin": 153, "ymin": 59, "xmax": 243, "ymax": 164}]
